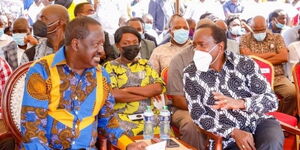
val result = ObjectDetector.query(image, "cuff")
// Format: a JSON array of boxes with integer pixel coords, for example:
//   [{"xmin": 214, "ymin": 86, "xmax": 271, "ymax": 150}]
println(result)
[
  {"xmin": 243, "ymin": 97, "xmax": 252, "ymax": 112},
  {"xmin": 117, "ymin": 135, "xmax": 134, "ymax": 150}
]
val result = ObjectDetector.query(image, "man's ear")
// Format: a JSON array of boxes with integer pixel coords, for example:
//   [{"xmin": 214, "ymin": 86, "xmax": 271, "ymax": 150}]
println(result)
[{"xmin": 71, "ymin": 39, "xmax": 80, "ymax": 52}]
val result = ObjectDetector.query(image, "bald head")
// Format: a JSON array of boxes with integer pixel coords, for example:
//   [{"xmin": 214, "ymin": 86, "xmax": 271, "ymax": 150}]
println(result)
[
  {"xmin": 40, "ymin": 4, "xmax": 69, "ymax": 24},
  {"xmin": 13, "ymin": 18, "xmax": 30, "ymax": 34},
  {"xmin": 214, "ymin": 20, "xmax": 228, "ymax": 32},
  {"xmin": 196, "ymin": 18, "xmax": 214, "ymax": 29},
  {"xmin": 251, "ymin": 16, "xmax": 267, "ymax": 33}
]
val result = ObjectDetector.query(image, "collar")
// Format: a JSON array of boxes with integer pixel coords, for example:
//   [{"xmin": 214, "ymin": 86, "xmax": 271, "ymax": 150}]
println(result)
[
  {"xmin": 51, "ymin": 46, "xmax": 101, "ymax": 71},
  {"xmin": 169, "ymin": 40, "xmax": 192, "ymax": 47},
  {"xmin": 224, "ymin": 50, "xmax": 237, "ymax": 65},
  {"xmin": 51, "ymin": 46, "xmax": 67, "ymax": 67}
]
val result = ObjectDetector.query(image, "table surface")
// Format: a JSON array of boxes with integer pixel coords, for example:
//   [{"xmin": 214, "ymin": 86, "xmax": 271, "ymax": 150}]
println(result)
[{"xmin": 130, "ymin": 135, "xmax": 197, "ymax": 150}]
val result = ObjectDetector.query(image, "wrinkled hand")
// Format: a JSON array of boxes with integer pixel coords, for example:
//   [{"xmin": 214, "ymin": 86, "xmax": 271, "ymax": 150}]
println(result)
[
  {"xmin": 24, "ymin": 35, "xmax": 38, "ymax": 45},
  {"xmin": 211, "ymin": 92, "xmax": 245, "ymax": 110},
  {"xmin": 126, "ymin": 141, "xmax": 148, "ymax": 150},
  {"xmin": 231, "ymin": 129, "xmax": 256, "ymax": 150},
  {"xmin": 152, "ymin": 94, "xmax": 164, "ymax": 102}
]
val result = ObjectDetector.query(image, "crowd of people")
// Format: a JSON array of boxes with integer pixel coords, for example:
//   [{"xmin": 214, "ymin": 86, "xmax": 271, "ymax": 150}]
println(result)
[{"xmin": 0, "ymin": 0, "xmax": 300, "ymax": 150}]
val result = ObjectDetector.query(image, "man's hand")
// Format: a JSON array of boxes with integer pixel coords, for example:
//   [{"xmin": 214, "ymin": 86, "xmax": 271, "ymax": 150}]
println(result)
[
  {"xmin": 211, "ymin": 92, "xmax": 245, "ymax": 110},
  {"xmin": 24, "ymin": 35, "xmax": 38, "ymax": 45},
  {"xmin": 126, "ymin": 141, "xmax": 148, "ymax": 150},
  {"xmin": 231, "ymin": 129, "xmax": 256, "ymax": 150}
]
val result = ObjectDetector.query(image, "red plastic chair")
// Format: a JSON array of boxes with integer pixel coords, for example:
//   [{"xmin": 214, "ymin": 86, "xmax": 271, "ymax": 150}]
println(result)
[{"xmin": 250, "ymin": 55, "xmax": 300, "ymax": 150}]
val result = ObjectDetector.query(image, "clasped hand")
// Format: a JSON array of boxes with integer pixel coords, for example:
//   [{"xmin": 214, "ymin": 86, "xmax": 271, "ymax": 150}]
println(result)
[{"xmin": 211, "ymin": 92, "xmax": 245, "ymax": 110}]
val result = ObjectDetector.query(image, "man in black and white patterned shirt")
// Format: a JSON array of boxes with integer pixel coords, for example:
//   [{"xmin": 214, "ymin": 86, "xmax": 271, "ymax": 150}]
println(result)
[{"xmin": 183, "ymin": 24, "xmax": 284, "ymax": 150}]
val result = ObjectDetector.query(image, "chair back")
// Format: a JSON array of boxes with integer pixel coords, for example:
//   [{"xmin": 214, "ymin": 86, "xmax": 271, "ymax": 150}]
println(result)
[
  {"xmin": 249, "ymin": 55, "xmax": 275, "ymax": 89},
  {"xmin": 293, "ymin": 62, "xmax": 300, "ymax": 117},
  {"xmin": 1, "ymin": 62, "xmax": 32, "ymax": 144}
]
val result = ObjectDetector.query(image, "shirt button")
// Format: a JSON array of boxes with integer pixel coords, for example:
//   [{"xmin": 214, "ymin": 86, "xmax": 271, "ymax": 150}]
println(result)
[
  {"xmin": 75, "ymin": 111, "xmax": 78, "ymax": 115},
  {"xmin": 72, "ymin": 141, "xmax": 75, "ymax": 145},
  {"xmin": 75, "ymin": 125, "xmax": 78, "ymax": 128}
]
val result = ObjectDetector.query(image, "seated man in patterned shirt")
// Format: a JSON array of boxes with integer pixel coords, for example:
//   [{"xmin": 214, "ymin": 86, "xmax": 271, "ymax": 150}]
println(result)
[
  {"xmin": 183, "ymin": 24, "xmax": 284, "ymax": 150},
  {"xmin": 21, "ymin": 16, "xmax": 147, "ymax": 150}
]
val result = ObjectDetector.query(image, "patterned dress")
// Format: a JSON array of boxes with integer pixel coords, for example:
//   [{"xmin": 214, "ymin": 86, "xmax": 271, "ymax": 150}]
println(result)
[
  {"xmin": 104, "ymin": 59, "xmax": 166, "ymax": 136},
  {"xmin": 21, "ymin": 47, "xmax": 130, "ymax": 150},
  {"xmin": 183, "ymin": 51, "xmax": 278, "ymax": 149}
]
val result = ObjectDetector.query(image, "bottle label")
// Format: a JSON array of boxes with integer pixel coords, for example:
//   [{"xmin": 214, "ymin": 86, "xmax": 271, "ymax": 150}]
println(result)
[{"xmin": 144, "ymin": 116, "xmax": 153, "ymax": 122}]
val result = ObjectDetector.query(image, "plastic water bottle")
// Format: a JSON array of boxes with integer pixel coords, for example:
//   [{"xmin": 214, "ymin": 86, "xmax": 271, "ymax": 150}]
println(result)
[
  {"xmin": 143, "ymin": 106, "xmax": 154, "ymax": 139},
  {"xmin": 160, "ymin": 106, "xmax": 170, "ymax": 140}
]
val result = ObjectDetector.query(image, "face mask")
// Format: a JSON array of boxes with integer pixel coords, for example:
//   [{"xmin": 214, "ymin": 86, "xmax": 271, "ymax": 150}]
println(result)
[
  {"xmin": 0, "ymin": 28, "xmax": 4, "ymax": 37},
  {"xmin": 144, "ymin": 23, "xmax": 152, "ymax": 31},
  {"xmin": 139, "ymin": 32, "xmax": 145, "ymax": 39},
  {"xmin": 122, "ymin": 45, "xmax": 141, "ymax": 61},
  {"xmin": 230, "ymin": 26, "xmax": 242, "ymax": 35},
  {"xmin": 193, "ymin": 45, "xmax": 218, "ymax": 72},
  {"xmin": 47, "ymin": 20, "xmax": 59, "ymax": 34},
  {"xmin": 173, "ymin": 29, "xmax": 189, "ymax": 44},
  {"xmin": 33, "ymin": 20, "xmax": 47, "ymax": 37},
  {"xmin": 275, "ymin": 22, "xmax": 285, "ymax": 29},
  {"xmin": 12, "ymin": 33, "xmax": 27, "ymax": 46},
  {"xmin": 253, "ymin": 32, "xmax": 266, "ymax": 42}
]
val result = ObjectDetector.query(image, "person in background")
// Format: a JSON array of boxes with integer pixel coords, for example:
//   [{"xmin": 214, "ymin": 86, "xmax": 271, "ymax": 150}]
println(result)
[
  {"xmin": 74, "ymin": 2, "xmax": 117, "ymax": 64},
  {"xmin": 20, "ymin": 16, "xmax": 147, "ymax": 150},
  {"xmin": 187, "ymin": 18, "xmax": 196, "ymax": 40},
  {"xmin": 142, "ymin": 14, "xmax": 159, "ymax": 43},
  {"xmin": 2, "ymin": 18, "xmax": 37, "ymax": 70},
  {"xmin": 0, "ymin": 57, "xmax": 11, "ymax": 97},
  {"xmin": 226, "ymin": 16, "xmax": 245, "ymax": 42},
  {"xmin": 223, "ymin": 0, "xmax": 244, "ymax": 18},
  {"xmin": 149, "ymin": 14, "xmax": 192, "ymax": 74},
  {"xmin": 115, "ymin": 18, "xmax": 156, "ymax": 60},
  {"xmin": 240, "ymin": 15, "xmax": 296, "ymax": 116},
  {"xmin": 268, "ymin": 9, "xmax": 289, "ymax": 34},
  {"xmin": 215, "ymin": 19, "xmax": 240, "ymax": 54},
  {"xmin": 184, "ymin": 23, "xmax": 283, "ymax": 150},
  {"xmin": 104, "ymin": 26, "xmax": 165, "ymax": 137},
  {"xmin": 285, "ymin": 31, "xmax": 300, "ymax": 80},
  {"xmin": 0, "ymin": 16, "xmax": 12, "ymax": 58},
  {"xmin": 20, "ymin": 4, "xmax": 69, "ymax": 64},
  {"xmin": 282, "ymin": 24, "xmax": 300, "ymax": 46}
]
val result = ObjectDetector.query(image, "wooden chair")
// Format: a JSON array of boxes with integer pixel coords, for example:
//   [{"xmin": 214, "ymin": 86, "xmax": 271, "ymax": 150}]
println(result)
[
  {"xmin": 1, "ymin": 62, "xmax": 115, "ymax": 149},
  {"xmin": 1, "ymin": 62, "xmax": 31, "ymax": 148}
]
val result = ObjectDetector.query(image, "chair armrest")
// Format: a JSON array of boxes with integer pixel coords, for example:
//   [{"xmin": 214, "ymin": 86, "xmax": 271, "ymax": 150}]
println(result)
[{"xmin": 280, "ymin": 121, "xmax": 300, "ymax": 135}]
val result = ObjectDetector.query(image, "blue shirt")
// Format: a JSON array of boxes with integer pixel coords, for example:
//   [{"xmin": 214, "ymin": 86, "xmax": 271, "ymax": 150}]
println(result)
[{"xmin": 223, "ymin": 1, "xmax": 244, "ymax": 16}]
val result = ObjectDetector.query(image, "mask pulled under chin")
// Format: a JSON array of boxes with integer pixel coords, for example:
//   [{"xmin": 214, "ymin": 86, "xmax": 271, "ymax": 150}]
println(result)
[
  {"xmin": 122, "ymin": 45, "xmax": 141, "ymax": 61},
  {"xmin": 193, "ymin": 50, "xmax": 212, "ymax": 72}
]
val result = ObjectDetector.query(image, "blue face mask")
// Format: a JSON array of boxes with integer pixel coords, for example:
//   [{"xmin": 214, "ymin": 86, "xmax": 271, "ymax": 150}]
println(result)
[
  {"xmin": 0, "ymin": 28, "xmax": 4, "ymax": 37},
  {"xmin": 144, "ymin": 23, "xmax": 153, "ymax": 31},
  {"xmin": 173, "ymin": 29, "xmax": 189, "ymax": 44},
  {"xmin": 12, "ymin": 33, "xmax": 27, "ymax": 46},
  {"xmin": 275, "ymin": 23, "xmax": 285, "ymax": 29},
  {"xmin": 253, "ymin": 32, "xmax": 266, "ymax": 42}
]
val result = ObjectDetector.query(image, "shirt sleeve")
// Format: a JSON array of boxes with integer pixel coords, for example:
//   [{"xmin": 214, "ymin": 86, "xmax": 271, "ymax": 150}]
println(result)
[
  {"xmin": 243, "ymin": 58, "xmax": 278, "ymax": 113},
  {"xmin": 146, "ymin": 60, "xmax": 166, "ymax": 93},
  {"xmin": 149, "ymin": 48, "xmax": 161, "ymax": 74},
  {"xmin": 21, "ymin": 61, "xmax": 51, "ymax": 150},
  {"xmin": 97, "ymin": 69, "xmax": 133, "ymax": 149},
  {"xmin": 167, "ymin": 55, "xmax": 184, "ymax": 95}
]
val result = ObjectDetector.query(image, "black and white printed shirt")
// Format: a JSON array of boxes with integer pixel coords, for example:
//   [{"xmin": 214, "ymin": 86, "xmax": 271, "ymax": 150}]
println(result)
[{"xmin": 183, "ymin": 51, "xmax": 278, "ymax": 149}]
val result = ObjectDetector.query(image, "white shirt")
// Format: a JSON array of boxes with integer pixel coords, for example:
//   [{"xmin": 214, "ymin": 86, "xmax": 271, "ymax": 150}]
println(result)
[
  {"xmin": 0, "ymin": 34, "xmax": 12, "ymax": 58},
  {"xmin": 286, "ymin": 41, "xmax": 300, "ymax": 81}
]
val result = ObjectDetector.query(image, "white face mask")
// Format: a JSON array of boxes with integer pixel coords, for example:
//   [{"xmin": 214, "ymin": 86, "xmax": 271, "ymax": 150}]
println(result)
[{"xmin": 193, "ymin": 45, "xmax": 218, "ymax": 72}]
